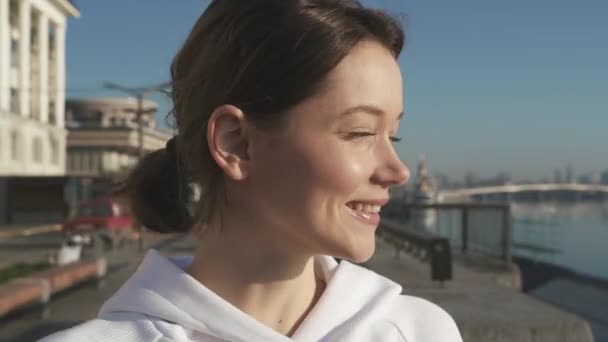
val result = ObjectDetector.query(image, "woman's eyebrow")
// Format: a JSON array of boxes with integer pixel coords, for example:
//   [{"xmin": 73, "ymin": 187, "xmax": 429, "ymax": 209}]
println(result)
[{"xmin": 339, "ymin": 104, "xmax": 404, "ymax": 120}]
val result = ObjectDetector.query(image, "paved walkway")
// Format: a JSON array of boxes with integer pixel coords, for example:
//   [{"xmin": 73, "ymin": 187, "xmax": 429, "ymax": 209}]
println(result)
[{"xmin": 363, "ymin": 239, "xmax": 594, "ymax": 342}]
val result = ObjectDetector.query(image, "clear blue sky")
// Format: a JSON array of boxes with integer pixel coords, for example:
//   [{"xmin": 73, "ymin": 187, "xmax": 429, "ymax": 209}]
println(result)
[{"xmin": 65, "ymin": 0, "xmax": 607, "ymax": 181}]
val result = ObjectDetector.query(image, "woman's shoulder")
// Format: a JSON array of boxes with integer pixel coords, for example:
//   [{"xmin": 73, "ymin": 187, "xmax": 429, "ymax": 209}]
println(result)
[
  {"xmin": 37, "ymin": 312, "xmax": 168, "ymax": 342},
  {"xmin": 384, "ymin": 294, "xmax": 463, "ymax": 342}
]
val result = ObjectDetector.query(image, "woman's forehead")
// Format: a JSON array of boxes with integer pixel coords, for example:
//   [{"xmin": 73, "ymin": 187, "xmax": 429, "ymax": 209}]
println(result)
[{"xmin": 305, "ymin": 42, "xmax": 403, "ymax": 119}]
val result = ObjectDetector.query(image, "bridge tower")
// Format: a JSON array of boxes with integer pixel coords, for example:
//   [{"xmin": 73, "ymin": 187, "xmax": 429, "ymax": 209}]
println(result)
[
  {"xmin": 411, "ymin": 155, "xmax": 437, "ymax": 231},
  {"xmin": 413, "ymin": 155, "xmax": 436, "ymax": 203}
]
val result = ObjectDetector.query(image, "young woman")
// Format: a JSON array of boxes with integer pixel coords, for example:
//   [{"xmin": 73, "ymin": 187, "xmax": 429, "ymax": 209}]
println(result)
[{"xmin": 42, "ymin": 0, "xmax": 462, "ymax": 341}]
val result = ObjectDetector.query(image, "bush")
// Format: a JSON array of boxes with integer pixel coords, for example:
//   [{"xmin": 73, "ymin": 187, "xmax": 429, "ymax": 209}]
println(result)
[{"xmin": 0, "ymin": 262, "xmax": 52, "ymax": 285}]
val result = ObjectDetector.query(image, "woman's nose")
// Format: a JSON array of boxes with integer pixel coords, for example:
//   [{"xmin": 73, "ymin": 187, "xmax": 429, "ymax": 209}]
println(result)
[{"xmin": 372, "ymin": 148, "xmax": 410, "ymax": 188}]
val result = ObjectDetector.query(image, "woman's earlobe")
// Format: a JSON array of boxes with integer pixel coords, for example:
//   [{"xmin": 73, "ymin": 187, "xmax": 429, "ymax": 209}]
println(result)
[{"xmin": 225, "ymin": 154, "xmax": 249, "ymax": 179}]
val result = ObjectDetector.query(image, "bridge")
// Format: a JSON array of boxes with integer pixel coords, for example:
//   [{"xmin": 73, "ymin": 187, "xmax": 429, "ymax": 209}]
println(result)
[{"xmin": 440, "ymin": 183, "xmax": 608, "ymax": 201}]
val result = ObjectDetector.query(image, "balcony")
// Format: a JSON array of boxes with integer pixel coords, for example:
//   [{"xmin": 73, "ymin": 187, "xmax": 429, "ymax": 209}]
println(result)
[{"xmin": 67, "ymin": 127, "xmax": 171, "ymax": 154}]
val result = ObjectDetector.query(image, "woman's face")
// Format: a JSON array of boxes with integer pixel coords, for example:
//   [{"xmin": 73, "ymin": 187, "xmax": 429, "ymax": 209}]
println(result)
[{"xmin": 248, "ymin": 40, "xmax": 409, "ymax": 262}]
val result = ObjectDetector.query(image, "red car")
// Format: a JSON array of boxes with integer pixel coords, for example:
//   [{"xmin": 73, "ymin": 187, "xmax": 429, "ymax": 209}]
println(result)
[{"xmin": 63, "ymin": 198, "xmax": 134, "ymax": 247}]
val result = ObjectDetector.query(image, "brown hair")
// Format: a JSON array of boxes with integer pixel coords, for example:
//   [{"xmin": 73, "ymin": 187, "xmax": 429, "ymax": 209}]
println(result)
[{"xmin": 121, "ymin": 0, "xmax": 405, "ymax": 233}]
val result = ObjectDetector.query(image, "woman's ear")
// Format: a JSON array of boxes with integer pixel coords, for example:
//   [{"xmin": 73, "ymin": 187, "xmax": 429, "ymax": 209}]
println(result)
[{"xmin": 207, "ymin": 104, "xmax": 250, "ymax": 181}]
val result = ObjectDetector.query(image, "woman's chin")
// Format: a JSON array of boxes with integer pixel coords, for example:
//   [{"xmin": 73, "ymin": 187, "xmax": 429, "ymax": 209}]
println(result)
[{"xmin": 332, "ymin": 235, "xmax": 377, "ymax": 263}]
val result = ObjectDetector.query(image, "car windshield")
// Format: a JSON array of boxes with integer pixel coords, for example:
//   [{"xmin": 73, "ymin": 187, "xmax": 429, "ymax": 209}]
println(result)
[{"xmin": 77, "ymin": 204, "xmax": 113, "ymax": 217}]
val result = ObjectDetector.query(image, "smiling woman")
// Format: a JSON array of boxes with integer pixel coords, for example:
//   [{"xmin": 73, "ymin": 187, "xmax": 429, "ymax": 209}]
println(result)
[{"xmin": 41, "ymin": 1, "xmax": 462, "ymax": 341}]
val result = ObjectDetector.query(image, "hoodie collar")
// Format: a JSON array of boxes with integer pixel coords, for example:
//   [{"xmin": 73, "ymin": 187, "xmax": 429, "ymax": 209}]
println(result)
[
  {"xmin": 290, "ymin": 260, "xmax": 402, "ymax": 341},
  {"xmin": 100, "ymin": 249, "xmax": 401, "ymax": 342}
]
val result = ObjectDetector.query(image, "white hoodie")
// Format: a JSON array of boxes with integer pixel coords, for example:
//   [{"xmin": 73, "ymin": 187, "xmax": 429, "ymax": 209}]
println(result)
[{"xmin": 40, "ymin": 249, "xmax": 462, "ymax": 342}]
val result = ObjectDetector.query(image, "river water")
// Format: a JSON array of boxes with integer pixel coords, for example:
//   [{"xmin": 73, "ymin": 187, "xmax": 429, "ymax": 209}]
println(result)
[
  {"xmin": 510, "ymin": 202, "xmax": 608, "ymax": 281},
  {"xmin": 410, "ymin": 201, "xmax": 608, "ymax": 281}
]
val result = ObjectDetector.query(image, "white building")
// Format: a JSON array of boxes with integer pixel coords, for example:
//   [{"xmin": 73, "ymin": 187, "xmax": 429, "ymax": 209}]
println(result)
[
  {"xmin": 65, "ymin": 97, "xmax": 172, "ymax": 203},
  {"xmin": 66, "ymin": 97, "xmax": 171, "ymax": 179},
  {"xmin": 0, "ymin": 0, "xmax": 79, "ymax": 176}
]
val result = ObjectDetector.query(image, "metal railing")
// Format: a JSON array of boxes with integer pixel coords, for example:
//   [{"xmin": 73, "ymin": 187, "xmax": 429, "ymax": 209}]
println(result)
[
  {"xmin": 381, "ymin": 202, "xmax": 513, "ymax": 267},
  {"xmin": 379, "ymin": 219, "xmax": 453, "ymax": 283}
]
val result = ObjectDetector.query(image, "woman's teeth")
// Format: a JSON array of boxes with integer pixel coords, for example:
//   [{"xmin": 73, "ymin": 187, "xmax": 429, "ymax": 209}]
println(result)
[{"xmin": 347, "ymin": 202, "xmax": 381, "ymax": 213}]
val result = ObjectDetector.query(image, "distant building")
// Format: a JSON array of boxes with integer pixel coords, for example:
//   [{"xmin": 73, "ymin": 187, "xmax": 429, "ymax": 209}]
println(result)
[
  {"xmin": 590, "ymin": 172, "xmax": 601, "ymax": 185},
  {"xmin": 578, "ymin": 172, "xmax": 601, "ymax": 185},
  {"xmin": 0, "ymin": 0, "xmax": 79, "ymax": 224},
  {"xmin": 0, "ymin": 0, "xmax": 79, "ymax": 176},
  {"xmin": 602, "ymin": 171, "xmax": 608, "ymax": 185},
  {"xmin": 565, "ymin": 166, "xmax": 574, "ymax": 184},
  {"xmin": 464, "ymin": 171, "xmax": 477, "ymax": 188},
  {"xmin": 64, "ymin": 97, "xmax": 172, "ymax": 204},
  {"xmin": 495, "ymin": 172, "xmax": 512, "ymax": 186},
  {"xmin": 554, "ymin": 169, "xmax": 563, "ymax": 184},
  {"xmin": 434, "ymin": 172, "xmax": 450, "ymax": 189}
]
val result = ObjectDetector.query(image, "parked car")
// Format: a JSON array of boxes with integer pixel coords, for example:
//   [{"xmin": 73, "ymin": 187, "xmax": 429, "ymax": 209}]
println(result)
[{"xmin": 62, "ymin": 198, "xmax": 134, "ymax": 248}]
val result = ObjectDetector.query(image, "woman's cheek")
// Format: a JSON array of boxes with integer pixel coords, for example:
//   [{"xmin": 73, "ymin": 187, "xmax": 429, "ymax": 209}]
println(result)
[{"xmin": 309, "ymin": 142, "xmax": 370, "ymax": 192}]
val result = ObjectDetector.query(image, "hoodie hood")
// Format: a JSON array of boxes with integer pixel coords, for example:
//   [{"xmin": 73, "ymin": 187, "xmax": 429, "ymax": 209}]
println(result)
[{"xmin": 99, "ymin": 249, "xmax": 403, "ymax": 342}]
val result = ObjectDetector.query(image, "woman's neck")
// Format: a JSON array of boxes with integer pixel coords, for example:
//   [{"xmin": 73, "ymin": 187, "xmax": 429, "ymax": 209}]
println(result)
[{"xmin": 187, "ymin": 218, "xmax": 326, "ymax": 336}]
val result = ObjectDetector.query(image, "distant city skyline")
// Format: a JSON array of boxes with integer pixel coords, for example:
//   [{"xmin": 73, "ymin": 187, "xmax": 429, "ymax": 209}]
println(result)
[
  {"xmin": 65, "ymin": 0, "xmax": 607, "ymax": 180},
  {"xmin": 431, "ymin": 167, "xmax": 608, "ymax": 188}
]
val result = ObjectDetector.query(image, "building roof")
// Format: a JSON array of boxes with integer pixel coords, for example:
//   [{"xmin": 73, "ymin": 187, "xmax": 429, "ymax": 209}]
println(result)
[
  {"xmin": 54, "ymin": 0, "xmax": 80, "ymax": 17},
  {"xmin": 66, "ymin": 97, "xmax": 159, "ymax": 111}
]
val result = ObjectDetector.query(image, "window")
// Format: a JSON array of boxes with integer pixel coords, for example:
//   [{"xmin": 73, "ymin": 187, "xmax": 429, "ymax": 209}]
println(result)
[
  {"xmin": 31, "ymin": 95, "xmax": 40, "ymax": 121},
  {"xmin": 30, "ymin": 12, "xmax": 39, "ymax": 53},
  {"xmin": 48, "ymin": 100, "xmax": 56, "ymax": 125},
  {"xmin": 68, "ymin": 154, "xmax": 75, "ymax": 173},
  {"xmin": 89, "ymin": 152, "xmax": 98, "ymax": 172},
  {"xmin": 81, "ymin": 152, "xmax": 89, "ymax": 172},
  {"xmin": 10, "ymin": 88, "xmax": 19, "ymax": 114},
  {"xmin": 31, "ymin": 28, "xmax": 38, "ymax": 46},
  {"xmin": 33, "ymin": 137, "xmax": 43, "ymax": 163},
  {"xmin": 50, "ymin": 136, "xmax": 59, "ymax": 165},
  {"xmin": 75, "ymin": 152, "xmax": 83, "ymax": 173},
  {"xmin": 65, "ymin": 110, "xmax": 81, "ymax": 128},
  {"xmin": 9, "ymin": 0, "xmax": 18, "ymax": 28},
  {"xmin": 10, "ymin": 39, "xmax": 19, "ymax": 67},
  {"xmin": 48, "ymin": 24, "xmax": 56, "ymax": 60},
  {"xmin": 10, "ymin": 131, "xmax": 20, "ymax": 161},
  {"xmin": 73, "ymin": 111, "xmax": 102, "ymax": 128}
]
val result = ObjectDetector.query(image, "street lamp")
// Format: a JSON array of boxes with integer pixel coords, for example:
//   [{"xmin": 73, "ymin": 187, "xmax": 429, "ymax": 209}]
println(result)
[{"xmin": 103, "ymin": 81, "xmax": 171, "ymax": 250}]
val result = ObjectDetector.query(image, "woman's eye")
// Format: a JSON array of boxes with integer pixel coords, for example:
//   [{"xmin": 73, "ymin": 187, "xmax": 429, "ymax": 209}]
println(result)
[
  {"xmin": 347, "ymin": 131, "xmax": 376, "ymax": 139},
  {"xmin": 344, "ymin": 132, "xmax": 402, "ymax": 143}
]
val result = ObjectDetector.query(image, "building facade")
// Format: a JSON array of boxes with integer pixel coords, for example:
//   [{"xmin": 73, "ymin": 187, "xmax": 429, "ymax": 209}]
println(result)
[
  {"xmin": 65, "ymin": 97, "xmax": 172, "ymax": 203},
  {"xmin": 0, "ymin": 0, "xmax": 78, "ymax": 176}
]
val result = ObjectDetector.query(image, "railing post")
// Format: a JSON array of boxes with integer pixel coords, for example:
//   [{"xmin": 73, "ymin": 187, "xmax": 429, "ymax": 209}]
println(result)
[
  {"xmin": 502, "ymin": 204, "xmax": 512, "ymax": 266},
  {"xmin": 430, "ymin": 239, "xmax": 453, "ymax": 283},
  {"xmin": 461, "ymin": 207, "xmax": 468, "ymax": 254}
]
